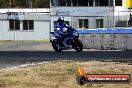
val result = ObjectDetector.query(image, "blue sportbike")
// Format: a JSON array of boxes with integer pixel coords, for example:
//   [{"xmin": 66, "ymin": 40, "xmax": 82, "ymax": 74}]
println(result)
[{"xmin": 50, "ymin": 27, "xmax": 83, "ymax": 52}]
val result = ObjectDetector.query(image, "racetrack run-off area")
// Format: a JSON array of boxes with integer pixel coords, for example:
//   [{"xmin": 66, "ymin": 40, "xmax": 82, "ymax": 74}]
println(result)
[
  {"xmin": 0, "ymin": 41, "xmax": 132, "ymax": 69},
  {"xmin": 0, "ymin": 41, "xmax": 132, "ymax": 88}
]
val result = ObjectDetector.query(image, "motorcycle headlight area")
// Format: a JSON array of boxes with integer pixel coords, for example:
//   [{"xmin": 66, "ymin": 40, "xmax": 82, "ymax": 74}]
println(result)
[
  {"xmin": 55, "ymin": 32, "xmax": 59, "ymax": 37},
  {"xmin": 57, "ymin": 28, "xmax": 60, "ymax": 30},
  {"xmin": 62, "ymin": 28, "xmax": 68, "ymax": 32}
]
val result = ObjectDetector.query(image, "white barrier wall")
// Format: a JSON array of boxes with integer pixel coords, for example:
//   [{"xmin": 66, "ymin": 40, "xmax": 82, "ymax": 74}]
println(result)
[
  {"xmin": 126, "ymin": 34, "xmax": 132, "ymax": 50},
  {"xmin": 79, "ymin": 29, "xmax": 132, "ymax": 50},
  {"xmin": 113, "ymin": 34, "xmax": 126, "ymax": 50},
  {"xmin": 80, "ymin": 34, "xmax": 93, "ymax": 49},
  {"xmin": 102, "ymin": 34, "xmax": 114, "ymax": 50}
]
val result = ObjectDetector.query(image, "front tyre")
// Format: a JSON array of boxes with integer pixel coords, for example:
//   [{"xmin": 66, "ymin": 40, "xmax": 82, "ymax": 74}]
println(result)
[
  {"xmin": 74, "ymin": 39, "xmax": 83, "ymax": 52},
  {"xmin": 52, "ymin": 39, "xmax": 62, "ymax": 52}
]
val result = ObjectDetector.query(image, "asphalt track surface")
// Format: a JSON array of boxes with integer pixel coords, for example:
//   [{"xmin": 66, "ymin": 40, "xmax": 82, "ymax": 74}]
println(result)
[{"xmin": 0, "ymin": 42, "xmax": 132, "ymax": 69}]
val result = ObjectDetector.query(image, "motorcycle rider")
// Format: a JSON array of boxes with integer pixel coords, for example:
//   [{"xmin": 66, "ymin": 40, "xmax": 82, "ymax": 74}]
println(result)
[
  {"xmin": 54, "ymin": 16, "xmax": 70, "ymax": 47},
  {"xmin": 51, "ymin": 16, "xmax": 83, "ymax": 52}
]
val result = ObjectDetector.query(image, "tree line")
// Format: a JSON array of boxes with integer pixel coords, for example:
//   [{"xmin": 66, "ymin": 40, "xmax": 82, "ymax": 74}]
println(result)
[{"xmin": 0, "ymin": 0, "xmax": 50, "ymax": 8}]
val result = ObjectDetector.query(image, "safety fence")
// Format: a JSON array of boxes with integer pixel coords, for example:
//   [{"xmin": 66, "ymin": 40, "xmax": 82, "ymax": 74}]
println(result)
[{"xmin": 78, "ymin": 28, "xmax": 132, "ymax": 50}]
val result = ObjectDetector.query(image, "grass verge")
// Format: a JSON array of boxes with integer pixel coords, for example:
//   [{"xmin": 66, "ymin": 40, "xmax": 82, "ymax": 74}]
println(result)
[{"xmin": 0, "ymin": 61, "xmax": 132, "ymax": 88}]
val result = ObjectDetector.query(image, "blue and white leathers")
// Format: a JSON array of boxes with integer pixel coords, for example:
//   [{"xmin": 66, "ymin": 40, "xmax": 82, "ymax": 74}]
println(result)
[{"xmin": 54, "ymin": 22, "xmax": 69, "ymax": 39}]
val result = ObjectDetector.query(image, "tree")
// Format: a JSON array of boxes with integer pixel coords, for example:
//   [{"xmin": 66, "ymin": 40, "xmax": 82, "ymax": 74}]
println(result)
[
  {"xmin": 34, "ymin": 0, "xmax": 50, "ymax": 8},
  {"xmin": 0, "ymin": 0, "xmax": 50, "ymax": 8}
]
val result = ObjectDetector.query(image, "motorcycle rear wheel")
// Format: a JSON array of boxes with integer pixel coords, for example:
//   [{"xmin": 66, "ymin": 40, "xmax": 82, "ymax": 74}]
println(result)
[{"xmin": 74, "ymin": 39, "xmax": 83, "ymax": 52}]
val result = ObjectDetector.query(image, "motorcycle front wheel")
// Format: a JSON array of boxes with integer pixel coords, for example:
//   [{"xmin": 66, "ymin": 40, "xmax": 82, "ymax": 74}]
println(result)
[
  {"xmin": 74, "ymin": 39, "xmax": 83, "ymax": 52},
  {"xmin": 52, "ymin": 39, "xmax": 62, "ymax": 52}
]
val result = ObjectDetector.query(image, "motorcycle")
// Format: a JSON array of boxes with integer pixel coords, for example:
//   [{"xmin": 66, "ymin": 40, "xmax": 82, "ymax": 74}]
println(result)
[{"xmin": 50, "ymin": 27, "xmax": 83, "ymax": 52}]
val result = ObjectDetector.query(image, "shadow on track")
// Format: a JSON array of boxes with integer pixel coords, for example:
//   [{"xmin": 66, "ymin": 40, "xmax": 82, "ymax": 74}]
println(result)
[{"xmin": 0, "ymin": 51, "xmax": 132, "ymax": 62}]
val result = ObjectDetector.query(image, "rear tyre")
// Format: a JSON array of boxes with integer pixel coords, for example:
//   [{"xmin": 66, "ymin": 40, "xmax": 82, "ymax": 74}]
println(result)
[
  {"xmin": 52, "ymin": 39, "xmax": 62, "ymax": 52},
  {"xmin": 74, "ymin": 39, "xmax": 83, "ymax": 52}
]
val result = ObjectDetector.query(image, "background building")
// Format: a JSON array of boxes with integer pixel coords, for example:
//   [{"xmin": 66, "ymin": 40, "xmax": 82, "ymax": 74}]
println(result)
[
  {"xmin": 0, "ymin": 8, "xmax": 50, "ymax": 40},
  {"xmin": 0, "ymin": 0, "xmax": 132, "ymax": 40},
  {"xmin": 50, "ymin": 0, "xmax": 132, "ymax": 32}
]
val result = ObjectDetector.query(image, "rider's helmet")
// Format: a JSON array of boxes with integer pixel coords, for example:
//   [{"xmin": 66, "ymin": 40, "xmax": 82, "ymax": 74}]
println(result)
[
  {"xmin": 58, "ymin": 16, "xmax": 64, "ymax": 22},
  {"xmin": 57, "ymin": 16, "xmax": 64, "ymax": 26}
]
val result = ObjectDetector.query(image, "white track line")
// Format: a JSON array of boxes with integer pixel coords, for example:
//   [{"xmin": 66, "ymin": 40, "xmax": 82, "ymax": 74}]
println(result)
[{"xmin": 5, "ymin": 61, "xmax": 49, "ymax": 70}]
